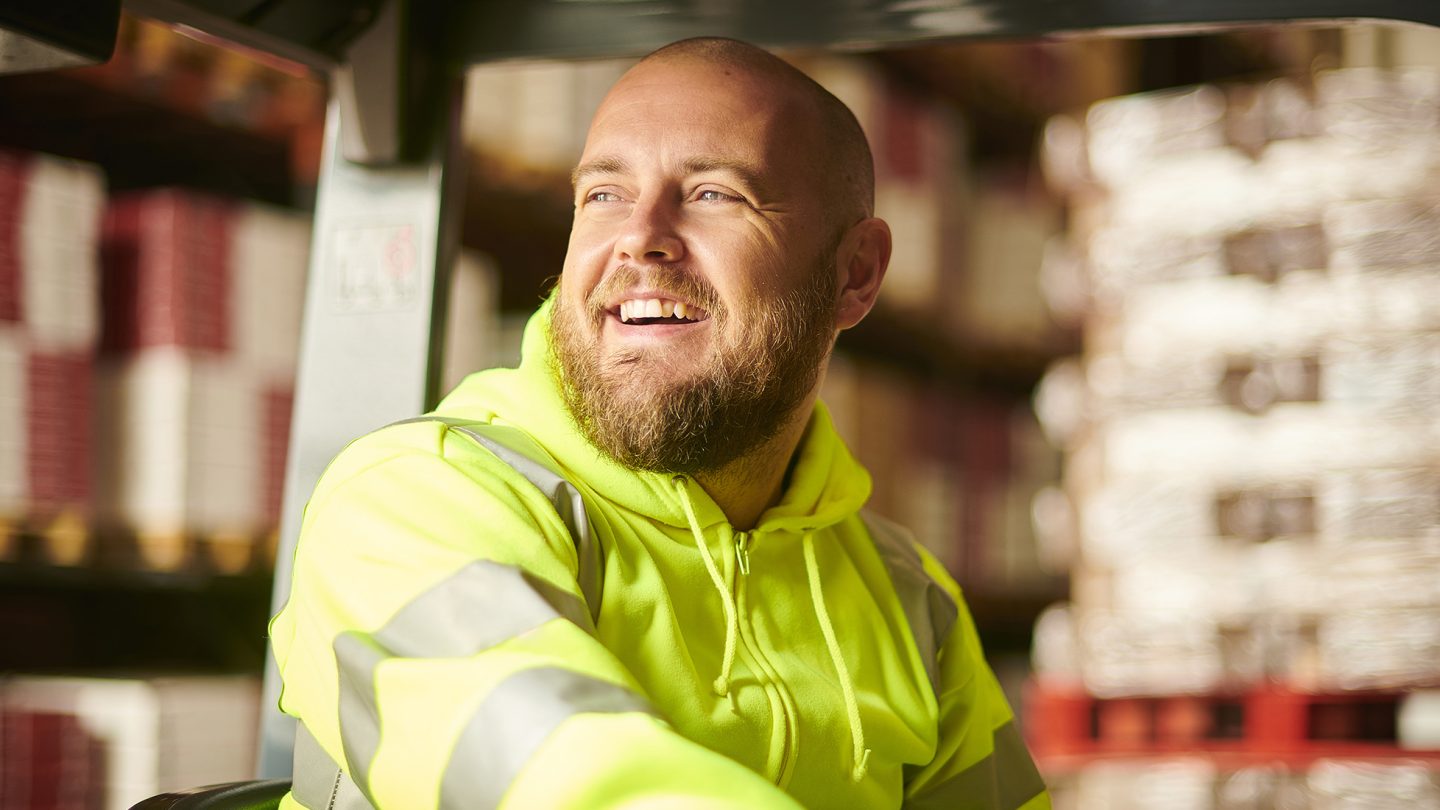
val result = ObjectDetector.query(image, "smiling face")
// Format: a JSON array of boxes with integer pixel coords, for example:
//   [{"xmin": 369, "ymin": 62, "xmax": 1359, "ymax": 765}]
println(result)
[{"xmin": 550, "ymin": 52, "xmax": 845, "ymax": 473}]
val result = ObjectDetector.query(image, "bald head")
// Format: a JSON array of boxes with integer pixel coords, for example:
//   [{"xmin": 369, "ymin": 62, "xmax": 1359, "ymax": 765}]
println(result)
[{"xmin": 636, "ymin": 37, "xmax": 876, "ymax": 232}]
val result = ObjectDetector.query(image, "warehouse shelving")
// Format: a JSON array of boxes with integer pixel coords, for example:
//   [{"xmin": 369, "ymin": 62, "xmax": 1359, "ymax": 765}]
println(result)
[{"xmin": 5, "ymin": 3, "xmax": 1440, "ymax": 805}]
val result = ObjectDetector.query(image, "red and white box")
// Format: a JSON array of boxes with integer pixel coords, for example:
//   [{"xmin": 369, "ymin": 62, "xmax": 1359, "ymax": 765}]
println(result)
[
  {"xmin": 96, "ymin": 348, "xmax": 260, "ymax": 541},
  {"xmin": 0, "ymin": 149, "xmax": 105, "ymax": 353},
  {"xmin": 96, "ymin": 192, "xmax": 309, "ymax": 559},
  {"xmin": 0, "ymin": 328, "xmax": 94, "ymax": 531},
  {"xmin": 230, "ymin": 203, "xmax": 308, "ymax": 381},
  {"xmin": 0, "ymin": 150, "xmax": 102, "ymax": 539},
  {"xmin": 100, "ymin": 189, "xmax": 234, "ymax": 355},
  {"xmin": 0, "ymin": 709, "xmax": 106, "ymax": 810},
  {"xmin": 0, "ymin": 675, "xmax": 260, "ymax": 810}
]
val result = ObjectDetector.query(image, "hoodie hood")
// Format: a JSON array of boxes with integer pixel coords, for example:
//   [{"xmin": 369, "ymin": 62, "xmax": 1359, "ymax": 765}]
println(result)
[{"xmin": 435, "ymin": 295, "xmax": 872, "ymax": 535}]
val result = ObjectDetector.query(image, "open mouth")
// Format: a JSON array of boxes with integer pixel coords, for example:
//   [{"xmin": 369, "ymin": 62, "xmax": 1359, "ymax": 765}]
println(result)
[{"xmin": 614, "ymin": 297, "xmax": 711, "ymax": 326}]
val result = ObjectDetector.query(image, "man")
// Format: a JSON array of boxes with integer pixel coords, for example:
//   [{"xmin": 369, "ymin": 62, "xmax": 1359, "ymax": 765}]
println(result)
[{"xmin": 271, "ymin": 37, "xmax": 1049, "ymax": 810}]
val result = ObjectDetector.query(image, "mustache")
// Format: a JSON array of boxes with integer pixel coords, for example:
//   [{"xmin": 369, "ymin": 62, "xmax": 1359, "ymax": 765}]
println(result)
[{"xmin": 584, "ymin": 265, "xmax": 724, "ymax": 321}]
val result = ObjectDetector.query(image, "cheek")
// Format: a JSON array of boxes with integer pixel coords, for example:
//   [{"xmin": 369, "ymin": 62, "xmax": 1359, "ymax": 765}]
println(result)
[
  {"xmin": 561, "ymin": 223, "xmax": 614, "ymax": 289},
  {"xmin": 694, "ymin": 225, "xmax": 789, "ymax": 300}
]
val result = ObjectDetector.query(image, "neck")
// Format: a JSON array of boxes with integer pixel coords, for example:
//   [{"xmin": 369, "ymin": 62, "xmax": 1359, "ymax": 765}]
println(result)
[{"xmin": 694, "ymin": 394, "xmax": 816, "ymax": 531}]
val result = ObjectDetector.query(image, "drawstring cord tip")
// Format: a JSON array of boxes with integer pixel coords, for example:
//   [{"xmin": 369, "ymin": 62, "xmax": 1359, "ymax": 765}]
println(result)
[{"xmin": 851, "ymin": 748, "xmax": 872, "ymax": 783}]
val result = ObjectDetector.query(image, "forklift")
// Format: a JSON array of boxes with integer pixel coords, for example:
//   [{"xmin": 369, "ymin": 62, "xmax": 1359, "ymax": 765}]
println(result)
[{"xmin": 4, "ymin": 1, "xmax": 1437, "ymax": 806}]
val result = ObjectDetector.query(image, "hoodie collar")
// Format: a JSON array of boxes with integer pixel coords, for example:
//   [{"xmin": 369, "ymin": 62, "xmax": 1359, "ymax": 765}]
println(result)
[{"xmin": 435, "ymin": 296, "xmax": 871, "ymax": 535}]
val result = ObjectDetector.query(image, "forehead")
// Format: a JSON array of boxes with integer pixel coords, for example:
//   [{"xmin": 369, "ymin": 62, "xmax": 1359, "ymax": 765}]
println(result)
[{"xmin": 580, "ymin": 59, "xmax": 822, "ymax": 180}]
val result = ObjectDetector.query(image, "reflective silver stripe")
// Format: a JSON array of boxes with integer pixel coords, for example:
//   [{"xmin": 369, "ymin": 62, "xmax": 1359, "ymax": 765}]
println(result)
[
  {"xmin": 377, "ymin": 559, "xmax": 594, "ymax": 652},
  {"xmin": 390, "ymin": 416, "xmax": 604, "ymax": 622},
  {"xmin": 330, "ymin": 559, "xmax": 592, "ymax": 803},
  {"xmin": 292, "ymin": 723, "xmax": 375, "ymax": 810},
  {"xmin": 863, "ymin": 510, "xmax": 958, "ymax": 697},
  {"xmin": 439, "ymin": 666, "xmax": 656, "ymax": 810},
  {"xmin": 334, "ymin": 632, "xmax": 384, "ymax": 801},
  {"xmin": 907, "ymin": 721, "xmax": 1048, "ymax": 810}
]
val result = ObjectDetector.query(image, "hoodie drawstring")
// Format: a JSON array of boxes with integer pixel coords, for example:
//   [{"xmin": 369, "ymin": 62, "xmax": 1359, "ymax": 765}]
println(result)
[
  {"xmin": 671, "ymin": 477, "xmax": 869, "ymax": 783},
  {"xmin": 803, "ymin": 532, "xmax": 871, "ymax": 783},
  {"xmin": 673, "ymin": 476, "xmax": 739, "ymax": 697}
]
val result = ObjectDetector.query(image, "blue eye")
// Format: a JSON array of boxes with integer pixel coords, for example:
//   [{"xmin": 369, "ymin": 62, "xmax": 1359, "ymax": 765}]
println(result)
[
  {"xmin": 697, "ymin": 189, "xmax": 737, "ymax": 203},
  {"xmin": 587, "ymin": 191, "xmax": 622, "ymax": 203}
]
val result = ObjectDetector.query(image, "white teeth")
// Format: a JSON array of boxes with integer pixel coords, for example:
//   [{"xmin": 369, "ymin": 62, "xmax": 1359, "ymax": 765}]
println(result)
[{"xmin": 617, "ymin": 297, "xmax": 704, "ymax": 323}]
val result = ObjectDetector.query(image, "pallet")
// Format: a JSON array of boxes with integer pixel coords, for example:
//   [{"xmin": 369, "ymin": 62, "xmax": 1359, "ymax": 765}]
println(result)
[
  {"xmin": 0, "ymin": 511, "xmax": 93, "ymax": 566},
  {"xmin": 118, "ymin": 527, "xmax": 269, "ymax": 576},
  {"xmin": 0, "ymin": 518, "xmax": 274, "ymax": 579},
  {"xmin": 1024, "ymin": 678, "xmax": 1440, "ymax": 771}
]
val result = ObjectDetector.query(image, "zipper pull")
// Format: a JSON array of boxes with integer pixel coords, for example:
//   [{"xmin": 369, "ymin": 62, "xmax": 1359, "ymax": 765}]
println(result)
[{"xmin": 735, "ymin": 531, "xmax": 752, "ymax": 576}]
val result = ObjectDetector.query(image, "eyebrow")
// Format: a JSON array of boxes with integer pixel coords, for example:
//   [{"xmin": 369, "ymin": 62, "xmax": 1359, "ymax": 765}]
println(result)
[
  {"xmin": 571, "ymin": 156, "xmax": 630, "ymax": 190},
  {"xmin": 569, "ymin": 155, "xmax": 769, "ymax": 196},
  {"xmin": 679, "ymin": 157, "xmax": 767, "ymax": 194}
]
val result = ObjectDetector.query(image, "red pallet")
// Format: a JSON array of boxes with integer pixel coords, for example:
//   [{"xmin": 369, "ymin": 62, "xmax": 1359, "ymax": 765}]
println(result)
[{"xmin": 1024, "ymin": 678, "xmax": 1440, "ymax": 771}]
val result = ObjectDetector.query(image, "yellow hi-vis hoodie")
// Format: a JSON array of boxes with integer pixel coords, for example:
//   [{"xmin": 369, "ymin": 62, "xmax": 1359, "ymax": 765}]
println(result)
[{"xmin": 270, "ymin": 297, "xmax": 1050, "ymax": 810}]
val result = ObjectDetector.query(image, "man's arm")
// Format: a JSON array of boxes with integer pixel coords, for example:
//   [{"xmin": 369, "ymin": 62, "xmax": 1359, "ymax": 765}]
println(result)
[
  {"xmin": 902, "ymin": 546, "xmax": 1052, "ymax": 810},
  {"xmin": 269, "ymin": 421, "xmax": 801, "ymax": 809}
]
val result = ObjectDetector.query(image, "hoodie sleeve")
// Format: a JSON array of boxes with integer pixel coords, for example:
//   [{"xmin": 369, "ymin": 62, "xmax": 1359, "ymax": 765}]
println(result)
[
  {"xmin": 270, "ymin": 421, "xmax": 801, "ymax": 810},
  {"xmin": 901, "ymin": 546, "xmax": 1052, "ymax": 810}
]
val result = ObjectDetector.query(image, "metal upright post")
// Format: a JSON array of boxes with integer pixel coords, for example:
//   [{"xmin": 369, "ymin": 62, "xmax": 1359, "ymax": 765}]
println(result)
[{"xmin": 255, "ymin": 0, "xmax": 465, "ymax": 777}]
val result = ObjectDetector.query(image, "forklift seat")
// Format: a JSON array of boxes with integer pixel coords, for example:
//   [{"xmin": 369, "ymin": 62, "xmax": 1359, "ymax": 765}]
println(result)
[{"xmin": 129, "ymin": 779, "xmax": 291, "ymax": 810}]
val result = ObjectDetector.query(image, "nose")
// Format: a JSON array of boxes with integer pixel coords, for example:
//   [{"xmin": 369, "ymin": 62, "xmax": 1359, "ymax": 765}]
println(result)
[{"xmin": 614, "ymin": 196, "xmax": 684, "ymax": 264}]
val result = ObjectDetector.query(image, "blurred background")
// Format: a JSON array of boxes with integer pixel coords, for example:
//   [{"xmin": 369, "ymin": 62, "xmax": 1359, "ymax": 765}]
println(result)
[{"xmin": 2, "ymin": 9, "xmax": 1439, "ymax": 808}]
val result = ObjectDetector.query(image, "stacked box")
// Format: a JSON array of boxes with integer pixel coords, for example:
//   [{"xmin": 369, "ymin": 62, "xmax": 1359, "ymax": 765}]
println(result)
[
  {"xmin": 96, "ymin": 190, "xmax": 307, "ymax": 568},
  {"xmin": 1046, "ymin": 758, "xmax": 1440, "ymax": 810},
  {"xmin": 463, "ymin": 58, "xmax": 633, "ymax": 178},
  {"xmin": 0, "ymin": 149, "xmax": 105, "ymax": 544},
  {"xmin": 805, "ymin": 55, "xmax": 974, "ymax": 324},
  {"xmin": 0, "ymin": 675, "xmax": 259, "ymax": 810},
  {"xmin": 0, "ymin": 710, "xmax": 106, "ymax": 810},
  {"xmin": 100, "ymin": 190, "xmax": 230, "ymax": 354},
  {"xmin": 439, "ymin": 249, "xmax": 502, "ymax": 396},
  {"xmin": 1034, "ymin": 67, "xmax": 1440, "ymax": 703}
]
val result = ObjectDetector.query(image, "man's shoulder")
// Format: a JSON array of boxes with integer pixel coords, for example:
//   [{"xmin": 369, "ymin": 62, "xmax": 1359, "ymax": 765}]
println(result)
[
  {"xmin": 310, "ymin": 417, "xmax": 568, "ymax": 511},
  {"xmin": 857, "ymin": 509, "xmax": 961, "ymax": 600}
]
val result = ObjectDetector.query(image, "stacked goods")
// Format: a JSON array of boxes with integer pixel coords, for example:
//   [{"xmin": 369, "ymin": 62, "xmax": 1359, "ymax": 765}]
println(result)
[
  {"xmin": 806, "ymin": 54, "xmax": 1070, "ymax": 353},
  {"xmin": 463, "ymin": 58, "xmax": 633, "ymax": 179},
  {"xmin": 803, "ymin": 55, "xmax": 971, "ymax": 323},
  {"xmin": 440, "ymin": 249, "xmax": 502, "ymax": 395},
  {"xmin": 1030, "ymin": 67, "xmax": 1440, "ymax": 802},
  {"xmin": 96, "ymin": 189, "xmax": 309, "ymax": 571},
  {"xmin": 0, "ymin": 709, "xmax": 106, "ymax": 810},
  {"xmin": 0, "ymin": 675, "xmax": 260, "ymax": 810},
  {"xmin": 1049, "ymin": 757, "xmax": 1440, "ymax": 810},
  {"xmin": 802, "ymin": 54, "xmax": 1063, "ymax": 595},
  {"xmin": 0, "ymin": 149, "xmax": 106, "ymax": 564}
]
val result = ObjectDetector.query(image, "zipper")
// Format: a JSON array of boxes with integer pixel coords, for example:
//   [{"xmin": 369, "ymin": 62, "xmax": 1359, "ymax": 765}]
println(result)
[{"xmin": 735, "ymin": 531, "xmax": 752, "ymax": 576}]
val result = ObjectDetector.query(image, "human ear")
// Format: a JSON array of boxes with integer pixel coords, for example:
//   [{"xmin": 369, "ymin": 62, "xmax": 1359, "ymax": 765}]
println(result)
[{"xmin": 834, "ymin": 217, "xmax": 891, "ymax": 331}]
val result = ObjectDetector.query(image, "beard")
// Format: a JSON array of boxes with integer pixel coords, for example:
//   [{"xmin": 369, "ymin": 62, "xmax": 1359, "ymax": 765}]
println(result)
[{"xmin": 550, "ymin": 256, "xmax": 838, "ymax": 475}]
